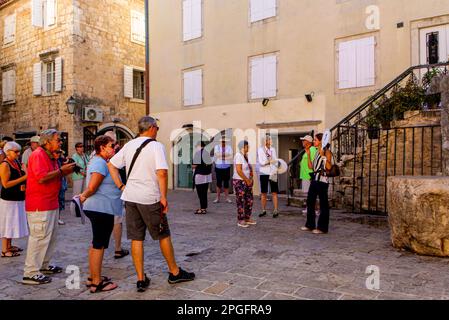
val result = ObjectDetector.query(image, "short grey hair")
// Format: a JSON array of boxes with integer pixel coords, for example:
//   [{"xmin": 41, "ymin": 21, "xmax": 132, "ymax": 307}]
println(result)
[
  {"xmin": 3, "ymin": 141, "xmax": 21, "ymax": 153},
  {"xmin": 40, "ymin": 129, "xmax": 59, "ymax": 146},
  {"xmin": 138, "ymin": 116, "xmax": 158, "ymax": 134},
  {"xmin": 238, "ymin": 140, "xmax": 249, "ymax": 151}
]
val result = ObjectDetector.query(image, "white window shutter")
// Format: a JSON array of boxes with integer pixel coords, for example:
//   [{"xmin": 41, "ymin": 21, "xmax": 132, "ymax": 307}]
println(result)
[
  {"xmin": 445, "ymin": 26, "xmax": 449, "ymax": 62},
  {"xmin": 263, "ymin": 55, "xmax": 277, "ymax": 98},
  {"xmin": 263, "ymin": 0, "xmax": 276, "ymax": 20},
  {"xmin": 33, "ymin": 62, "xmax": 42, "ymax": 96},
  {"xmin": 356, "ymin": 37, "xmax": 375, "ymax": 87},
  {"xmin": 131, "ymin": 11, "xmax": 145, "ymax": 43},
  {"xmin": 55, "ymin": 57, "xmax": 63, "ymax": 92},
  {"xmin": 2, "ymin": 72, "xmax": 7, "ymax": 102},
  {"xmin": 124, "ymin": 66, "xmax": 133, "ymax": 98},
  {"xmin": 4, "ymin": 14, "xmax": 16, "ymax": 45},
  {"xmin": 32, "ymin": 0, "xmax": 43, "ymax": 27},
  {"xmin": 183, "ymin": 71, "xmax": 193, "ymax": 106},
  {"xmin": 191, "ymin": 0, "xmax": 202, "ymax": 40},
  {"xmin": 138, "ymin": 12, "xmax": 146, "ymax": 43},
  {"xmin": 250, "ymin": 0, "xmax": 264, "ymax": 23},
  {"xmin": 338, "ymin": 40, "xmax": 357, "ymax": 89},
  {"xmin": 192, "ymin": 69, "xmax": 202, "ymax": 105},
  {"xmin": 250, "ymin": 57, "xmax": 264, "ymax": 99},
  {"xmin": 183, "ymin": 0, "xmax": 192, "ymax": 41},
  {"xmin": 46, "ymin": 0, "xmax": 56, "ymax": 26},
  {"xmin": 7, "ymin": 70, "xmax": 15, "ymax": 102}
]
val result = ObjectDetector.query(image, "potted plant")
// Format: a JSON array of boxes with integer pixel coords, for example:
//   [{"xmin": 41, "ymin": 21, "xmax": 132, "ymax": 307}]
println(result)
[{"xmin": 363, "ymin": 105, "xmax": 380, "ymax": 139}]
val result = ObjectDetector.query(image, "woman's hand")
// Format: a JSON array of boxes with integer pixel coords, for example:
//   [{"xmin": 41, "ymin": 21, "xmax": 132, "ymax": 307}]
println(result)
[
  {"xmin": 245, "ymin": 178, "xmax": 253, "ymax": 187},
  {"xmin": 79, "ymin": 194, "xmax": 87, "ymax": 204}
]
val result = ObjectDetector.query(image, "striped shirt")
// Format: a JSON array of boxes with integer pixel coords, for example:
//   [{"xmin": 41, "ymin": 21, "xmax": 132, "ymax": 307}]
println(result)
[{"xmin": 312, "ymin": 153, "xmax": 329, "ymax": 184}]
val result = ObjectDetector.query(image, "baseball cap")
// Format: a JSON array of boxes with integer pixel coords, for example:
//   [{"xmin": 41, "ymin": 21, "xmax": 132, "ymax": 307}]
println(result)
[
  {"xmin": 300, "ymin": 135, "xmax": 313, "ymax": 143},
  {"xmin": 30, "ymin": 136, "xmax": 40, "ymax": 143}
]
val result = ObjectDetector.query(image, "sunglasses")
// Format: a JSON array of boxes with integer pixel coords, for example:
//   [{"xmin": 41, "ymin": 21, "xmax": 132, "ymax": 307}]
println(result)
[{"xmin": 53, "ymin": 138, "xmax": 63, "ymax": 143}]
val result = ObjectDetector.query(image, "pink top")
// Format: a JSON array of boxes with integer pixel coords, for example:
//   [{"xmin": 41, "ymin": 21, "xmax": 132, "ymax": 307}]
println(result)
[{"xmin": 25, "ymin": 147, "xmax": 61, "ymax": 212}]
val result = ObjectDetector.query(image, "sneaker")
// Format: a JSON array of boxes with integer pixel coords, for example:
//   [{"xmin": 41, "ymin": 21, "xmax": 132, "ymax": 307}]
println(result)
[
  {"xmin": 245, "ymin": 219, "xmax": 257, "ymax": 225},
  {"xmin": 58, "ymin": 219, "xmax": 65, "ymax": 225},
  {"xmin": 168, "ymin": 267, "xmax": 195, "ymax": 284},
  {"xmin": 225, "ymin": 198, "xmax": 232, "ymax": 204},
  {"xmin": 258, "ymin": 210, "xmax": 267, "ymax": 217},
  {"xmin": 213, "ymin": 199, "xmax": 219, "ymax": 204},
  {"xmin": 136, "ymin": 274, "xmax": 151, "ymax": 292},
  {"xmin": 40, "ymin": 265, "xmax": 63, "ymax": 274},
  {"xmin": 22, "ymin": 274, "xmax": 52, "ymax": 285},
  {"xmin": 273, "ymin": 210, "xmax": 279, "ymax": 218},
  {"xmin": 237, "ymin": 221, "xmax": 249, "ymax": 228}
]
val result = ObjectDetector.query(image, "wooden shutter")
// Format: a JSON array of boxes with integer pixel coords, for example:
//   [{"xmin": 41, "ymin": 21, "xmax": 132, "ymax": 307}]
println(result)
[
  {"xmin": 250, "ymin": 56, "xmax": 264, "ymax": 99},
  {"xmin": 338, "ymin": 40, "xmax": 357, "ymax": 89},
  {"xmin": 445, "ymin": 26, "xmax": 449, "ymax": 62},
  {"xmin": 263, "ymin": 0, "xmax": 276, "ymax": 20},
  {"xmin": 191, "ymin": 0, "xmax": 202, "ymax": 40},
  {"xmin": 131, "ymin": 10, "xmax": 145, "ymax": 43},
  {"xmin": 250, "ymin": 0, "xmax": 264, "ymax": 23},
  {"xmin": 2, "ymin": 72, "xmax": 7, "ymax": 102},
  {"xmin": 32, "ymin": 0, "xmax": 43, "ymax": 27},
  {"xmin": 4, "ymin": 14, "xmax": 16, "ymax": 45},
  {"xmin": 46, "ymin": 0, "xmax": 56, "ymax": 27},
  {"xmin": 8, "ymin": 70, "xmax": 15, "ymax": 102},
  {"xmin": 124, "ymin": 66, "xmax": 133, "ymax": 98},
  {"xmin": 263, "ymin": 55, "xmax": 277, "ymax": 98},
  {"xmin": 183, "ymin": 0, "xmax": 192, "ymax": 41},
  {"xmin": 55, "ymin": 57, "xmax": 63, "ymax": 92},
  {"xmin": 356, "ymin": 37, "xmax": 375, "ymax": 87},
  {"xmin": 192, "ymin": 69, "xmax": 202, "ymax": 105},
  {"xmin": 33, "ymin": 62, "xmax": 42, "ymax": 96},
  {"xmin": 183, "ymin": 71, "xmax": 193, "ymax": 106}
]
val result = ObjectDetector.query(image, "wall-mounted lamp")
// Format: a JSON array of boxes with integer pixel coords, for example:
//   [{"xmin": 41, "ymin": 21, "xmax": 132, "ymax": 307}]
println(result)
[
  {"xmin": 65, "ymin": 95, "xmax": 77, "ymax": 114},
  {"xmin": 305, "ymin": 92, "xmax": 315, "ymax": 103},
  {"xmin": 262, "ymin": 98, "xmax": 270, "ymax": 106}
]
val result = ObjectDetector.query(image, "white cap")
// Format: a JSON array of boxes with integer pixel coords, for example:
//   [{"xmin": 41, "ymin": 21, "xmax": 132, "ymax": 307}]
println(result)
[
  {"xmin": 300, "ymin": 135, "xmax": 313, "ymax": 143},
  {"xmin": 30, "ymin": 136, "xmax": 40, "ymax": 143}
]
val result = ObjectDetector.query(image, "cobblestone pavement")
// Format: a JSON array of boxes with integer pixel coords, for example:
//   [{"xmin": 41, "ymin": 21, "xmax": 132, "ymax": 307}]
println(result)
[{"xmin": 1, "ymin": 190, "xmax": 448, "ymax": 300}]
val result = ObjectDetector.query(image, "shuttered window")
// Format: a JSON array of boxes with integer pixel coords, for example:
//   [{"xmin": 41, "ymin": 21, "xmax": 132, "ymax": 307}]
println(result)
[
  {"xmin": 183, "ymin": 0, "xmax": 202, "ymax": 42},
  {"xmin": 183, "ymin": 69, "xmax": 202, "ymax": 106},
  {"xmin": 32, "ymin": 0, "xmax": 57, "ymax": 28},
  {"xmin": 250, "ymin": 54, "xmax": 277, "ymax": 100},
  {"xmin": 250, "ymin": 0, "xmax": 277, "ymax": 23},
  {"xmin": 2, "ymin": 70, "xmax": 16, "ymax": 103},
  {"xmin": 338, "ymin": 36, "xmax": 376, "ymax": 89},
  {"xmin": 131, "ymin": 10, "xmax": 145, "ymax": 44},
  {"xmin": 33, "ymin": 57, "xmax": 63, "ymax": 96},
  {"xmin": 3, "ymin": 14, "xmax": 16, "ymax": 45},
  {"xmin": 124, "ymin": 66, "xmax": 145, "ymax": 100}
]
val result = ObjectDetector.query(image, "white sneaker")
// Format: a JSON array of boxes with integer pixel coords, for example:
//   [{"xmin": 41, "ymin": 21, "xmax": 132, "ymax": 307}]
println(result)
[
  {"xmin": 237, "ymin": 221, "xmax": 249, "ymax": 228},
  {"xmin": 225, "ymin": 198, "xmax": 232, "ymax": 204},
  {"xmin": 58, "ymin": 219, "xmax": 65, "ymax": 225},
  {"xmin": 213, "ymin": 199, "xmax": 219, "ymax": 204}
]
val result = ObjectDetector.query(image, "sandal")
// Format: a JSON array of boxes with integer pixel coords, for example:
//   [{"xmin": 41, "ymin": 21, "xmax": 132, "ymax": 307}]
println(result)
[
  {"xmin": 194, "ymin": 209, "xmax": 207, "ymax": 214},
  {"xmin": 9, "ymin": 246, "xmax": 23, "ymax": 252},
  {"xmin": 86, "ymin": 276, "xmax": 112, "ymax": 287},
  {"xmin": 114, "ymin": 249, "xmax": 129, "ymax": 259},
  {"xmin": 1, "ymin": 251, "xmax": 20, "ymax": 258},
  {"xmin": 90, "ymin": 280, "xmax": 118, "ymax": 293}
]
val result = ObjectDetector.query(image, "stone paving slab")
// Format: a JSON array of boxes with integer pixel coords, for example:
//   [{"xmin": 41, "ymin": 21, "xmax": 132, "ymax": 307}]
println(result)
[{"xmin": 1, "ymin": 190, "xmax": 449, "ymax": 300}]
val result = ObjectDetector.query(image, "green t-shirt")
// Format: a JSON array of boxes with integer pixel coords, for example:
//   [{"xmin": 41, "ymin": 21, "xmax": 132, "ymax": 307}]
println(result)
[
  {"xmin": 299, "ymin": 147, "xmax": 317, "ymax": 180},
  {"xmin": 71, "ymin": 152, "xmax": 89, "ymax": 181}
]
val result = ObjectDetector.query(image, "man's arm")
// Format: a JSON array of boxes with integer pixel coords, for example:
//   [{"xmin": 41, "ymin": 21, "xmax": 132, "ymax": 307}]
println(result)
[
  {"xmin": 156, "ymin": 169, "xmax": 168, "ymax": 213},
  {"xmin": 38, "ymin": 163, "xmax": 75, "ymax": 184},
  {"xmin": 107, "ymin": 161, "xmax": 124, "ymax": 190}
]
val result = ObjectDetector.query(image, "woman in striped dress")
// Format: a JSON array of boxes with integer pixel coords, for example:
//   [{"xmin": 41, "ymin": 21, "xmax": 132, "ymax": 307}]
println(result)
[{"xmin": 301, "ymin": 133, "xmax": 333, "ymax": 234}]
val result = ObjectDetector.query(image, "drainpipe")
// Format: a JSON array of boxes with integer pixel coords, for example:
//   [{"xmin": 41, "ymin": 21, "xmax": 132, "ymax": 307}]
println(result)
[{"xmin": 145, "ymin": 0, "xmax": 150, "ymax": 115}]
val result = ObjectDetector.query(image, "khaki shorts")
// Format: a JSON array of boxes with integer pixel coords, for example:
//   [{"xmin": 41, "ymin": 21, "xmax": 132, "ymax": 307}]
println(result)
[{"xmin": 125, "ymin": 201, "xmax": 170, "ymax": 241}]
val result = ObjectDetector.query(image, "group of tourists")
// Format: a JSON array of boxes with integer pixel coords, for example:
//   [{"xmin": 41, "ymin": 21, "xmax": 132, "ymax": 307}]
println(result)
[
  {"xmin": 191, "ymin": 132, "xmax": 333, "ymax": 233},
  {"xmin": 0, "ymin": 116, "xmax": 195, "ymax": 293}
]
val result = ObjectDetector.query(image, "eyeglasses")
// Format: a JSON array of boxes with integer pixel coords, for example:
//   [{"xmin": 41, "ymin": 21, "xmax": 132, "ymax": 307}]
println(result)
[
  {"xmin": 152, "ymin": 126, "xmax": 159, "ymax": 131},
  {"xmin": 53, "ymin": 138, "xmax": 63, "ymax": 143},
  {"xmin": 13, "ymin": 150, "xmax": 20, "ymax": 154}
]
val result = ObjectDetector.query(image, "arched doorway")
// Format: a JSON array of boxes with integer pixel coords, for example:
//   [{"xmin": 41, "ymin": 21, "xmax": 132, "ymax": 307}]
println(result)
[{"xmin": 97, "ymin": 123, "xmax": 135, "ymax": 148}]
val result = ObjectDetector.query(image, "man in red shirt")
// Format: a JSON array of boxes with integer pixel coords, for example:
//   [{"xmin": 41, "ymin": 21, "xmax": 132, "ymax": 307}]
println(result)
[{"xmin": 22, "ymin": 129, "xmax": 75, "ymax": 285}]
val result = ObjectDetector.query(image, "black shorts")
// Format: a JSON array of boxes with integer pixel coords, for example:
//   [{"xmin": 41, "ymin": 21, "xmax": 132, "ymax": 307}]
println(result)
[
  {"xmin": 84, "ymin": 210, "xmax": 114, "ymax": 249},
  {"xmin": 125, "ymin": 201, "xmax": 171, "ymax": 241},
  {"xmin": 259, "ymin": 175, "xmax": 279, "ymax": 194},
  {"xmin": 215, "ymin": 167, "xmax": 231, "ymax": 189}
]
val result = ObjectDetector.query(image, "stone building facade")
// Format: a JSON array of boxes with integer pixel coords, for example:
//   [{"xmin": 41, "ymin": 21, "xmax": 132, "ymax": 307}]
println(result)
[{"xmin": 0, "ymin": 0, "xmax": 145, "ymax": 155}]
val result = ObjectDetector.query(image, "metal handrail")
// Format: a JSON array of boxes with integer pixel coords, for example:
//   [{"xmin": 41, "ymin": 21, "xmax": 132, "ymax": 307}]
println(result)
[{"xmin": 330, "ymin": 62, "xmax": 449, "ymax": 132}]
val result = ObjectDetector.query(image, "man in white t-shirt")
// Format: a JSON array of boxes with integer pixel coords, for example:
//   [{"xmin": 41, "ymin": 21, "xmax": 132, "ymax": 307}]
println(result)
[
  {"xmin": 257, "ymin": 135, "xmax": 279, "ymax": 218},
  {"xmin": 213, "ymin": 137, "xmax": 233, "ymax": 203},
  {"xmin": 108, "ymin": 116, "xmax": 195, "ymax": 292}
]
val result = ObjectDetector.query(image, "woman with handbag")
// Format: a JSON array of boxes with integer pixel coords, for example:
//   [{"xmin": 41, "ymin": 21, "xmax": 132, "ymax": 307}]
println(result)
[{"xmin": 301, "ymin": 133, "xmax": 333, "ymax": 234}]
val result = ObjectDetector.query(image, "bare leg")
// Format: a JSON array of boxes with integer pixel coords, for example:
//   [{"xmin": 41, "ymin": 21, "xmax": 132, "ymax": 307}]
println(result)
[
  {"xmin": 272, "ymin": 193, "xmax": 278, "ymax": 211},
  {"xmin": 215, "ymin": 186, "xmax": 221, "ymax": 201},
  {"xmin": 131, "ymin": 240, "xmax": 145, "ymax": 281},
  {"xmin": 1, "ymin": 238, "xmax": 9, "ymax": 253},
  {"xmin": 89, "ymin": 246, "xmax": 104, "ymax": 285},
  {"xmin": 224, "ymin": 188, "xmax": 229, "ymax": 201},
  {"xmin": 261, "ymin": 193, "xmax": 267, "ymax": 211},
  {"xmin": 113, "ymin": 223, "xmax": 122, "ymax": 252},
  {"xmin": 159, "ymin": 236, "xmax": 180, "ymax": 275}
]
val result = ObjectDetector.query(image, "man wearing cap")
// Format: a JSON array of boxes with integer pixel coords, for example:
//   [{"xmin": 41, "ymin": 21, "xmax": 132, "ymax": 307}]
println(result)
[
  {"xmin": 299, "ymin": 135, "xmax": 317, "ymax": 212},
  {"xmin": 22, "ymin": 136, "xmax": 40, "ymax": 174},
  {"xmin": 213, "ymin": 137, "xmax": 233, "ymax": 204}
]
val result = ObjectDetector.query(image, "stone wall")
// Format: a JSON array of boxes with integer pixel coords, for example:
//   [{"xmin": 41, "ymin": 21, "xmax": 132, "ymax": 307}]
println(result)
[
  {"xmin": 334, "ymin": 111, "xmax": 442, "ymax": 213},
  {"xmin": 0, "ymin": 0, "xmax": 145, "ymax": 155}
]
